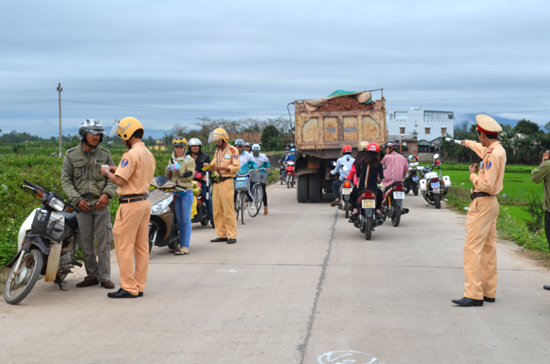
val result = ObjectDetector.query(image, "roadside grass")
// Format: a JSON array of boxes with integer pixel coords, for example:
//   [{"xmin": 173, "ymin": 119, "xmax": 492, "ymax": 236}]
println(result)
[{"xmin": 443, "ymin": 163, "xmax": 550, "ymax": 262}]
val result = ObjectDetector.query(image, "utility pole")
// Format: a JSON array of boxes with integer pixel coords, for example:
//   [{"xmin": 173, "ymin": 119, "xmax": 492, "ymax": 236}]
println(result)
[{"xmin": 57, "ymin": 83, "xmax": 63, "ymax": 157}]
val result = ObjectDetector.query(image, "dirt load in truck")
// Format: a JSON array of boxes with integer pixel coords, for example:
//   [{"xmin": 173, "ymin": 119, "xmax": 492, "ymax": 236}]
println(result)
[{"xmin": 291, "ymin": 89, "xmax": 387, "ymax": 203}]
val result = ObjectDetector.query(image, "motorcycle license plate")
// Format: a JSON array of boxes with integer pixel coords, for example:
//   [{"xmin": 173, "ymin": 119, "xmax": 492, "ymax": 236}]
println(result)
[
  {"xmin": 431, "ymin": 182, "xmax": 440, "ymax": 188},
  {"xmin": 393, "ymin": 192, "xmax": 405, "ymax": 199},
  {"xmin": 412, "ymin": 176, "xmax": 419, "ymax": 182},
  {"xmin": 361, "ymin": 199, "xmax": 375, "ymax": 209},
  {"xmin": 342, "ymin": 188, "xmax": 352, "ymax": 195}
]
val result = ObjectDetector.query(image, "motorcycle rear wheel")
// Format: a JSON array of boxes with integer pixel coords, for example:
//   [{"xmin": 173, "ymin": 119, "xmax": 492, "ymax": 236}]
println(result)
[
  {"xmin": 365, "ymin": 216, "xmax": 372, "ymax": 241},
  {"xmin": 434, "ymin": 194, "xmax": 441, "ymax": 209},
  {"xmin": 391, "ymin": 206, "xmax": 401, "ymax": 227},
  {"xmin": 4, "ymin": 249, "xmax": 43, "ymax": 305},
  {"xmin": 412, "ymin": 184, "xmax": 419, "ymax": 196},
  {"xmin": 344, "ymin": 200, "xmax": 349, "ymax": 218}
]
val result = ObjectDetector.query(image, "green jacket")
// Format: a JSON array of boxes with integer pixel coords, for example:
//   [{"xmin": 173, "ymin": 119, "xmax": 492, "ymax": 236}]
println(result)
[
  {"xmin": 165, "ymin": 156, "xmax": 196, "ymax": 190},
  {"xmin": 530, "ymin": 160, "xmax": 550, "ymax": 210},
  {"xmin": 61, "ymin": 145, "xmax": 118, "ymax": 208}
]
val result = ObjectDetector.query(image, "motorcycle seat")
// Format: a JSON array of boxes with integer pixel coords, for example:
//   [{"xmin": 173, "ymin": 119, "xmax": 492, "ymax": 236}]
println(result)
[{"xmin": 60, "ymin": 211, "xmax": 78, "ymax": 231}]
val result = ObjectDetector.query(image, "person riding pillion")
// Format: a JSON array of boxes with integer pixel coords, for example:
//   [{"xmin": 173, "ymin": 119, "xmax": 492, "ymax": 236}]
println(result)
[
  {"xmin": 250, "ymin": 143, "xmax": 271, "ymax": 215},
  {"xmin": 186, "ymin": 137, "xmax": 214, "ymax": 228},
  {"xmin": 61, "ymin": 119, "xmax": 117, "ymax": 290},
  {"xmin": 330, "ymin": 145, "xmax": 355, "ymax": 207},
  {"xmin": 166, "ymin": 137, "xmax": 196, "ymax": 255},
  {"xmin": 207, "ymin": 128, "xmax": 240, "ymax": 244},
  {"xmin": 101, "ymin": 117, "xmax": 156, "ymax": 299}
]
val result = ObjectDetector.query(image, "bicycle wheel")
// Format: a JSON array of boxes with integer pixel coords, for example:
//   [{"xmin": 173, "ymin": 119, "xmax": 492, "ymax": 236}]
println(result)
[
  {"xmin": 235, "ymin": 192, "xmax": 241, "ymax": 220},
  {"xmin": 241, "ymin": 191, "xmax": 245, "ymax": 224},
  {"xmin": 248, "ymin": 184, "xmax": 262, "ymax": 217}
]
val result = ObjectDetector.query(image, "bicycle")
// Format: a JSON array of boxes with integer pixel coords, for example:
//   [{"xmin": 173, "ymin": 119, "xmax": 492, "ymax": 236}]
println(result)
[
  {"xmin": 234, "ymin": 171, "xmax": 260, "ymax": 225},
  {"xmin": 249, "ymin": 168, "xmax": 268, "ymax": 216}
]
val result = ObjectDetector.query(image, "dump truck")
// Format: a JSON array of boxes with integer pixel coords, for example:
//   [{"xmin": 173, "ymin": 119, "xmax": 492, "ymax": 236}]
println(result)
[{"xmin": 290, "ymin": 89, "xmax": 387, "ymax": 203}]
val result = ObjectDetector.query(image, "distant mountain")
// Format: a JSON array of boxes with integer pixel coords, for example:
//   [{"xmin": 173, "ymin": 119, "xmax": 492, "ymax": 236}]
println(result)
[{"xmin": 455, "ymin": 113, "xmax": 520, "ymax": 129}]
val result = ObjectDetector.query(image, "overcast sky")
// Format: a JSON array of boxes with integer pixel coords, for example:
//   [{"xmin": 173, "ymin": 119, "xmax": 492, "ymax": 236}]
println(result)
[{"xmin": 1, "ymin": 0, "xmax": 549, "ymax": 137}]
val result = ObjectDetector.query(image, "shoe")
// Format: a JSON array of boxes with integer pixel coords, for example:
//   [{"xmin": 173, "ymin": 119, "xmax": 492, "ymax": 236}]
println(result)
[
  {"xmin": 330, "ymin": 200, "xmax": 339, "ymax": 207},
  {"xmin": 227, "ymin": 239, "xmax": 237, "ymax": 244},
  {"xmin": 375, "ymin": 212, "xmax": 384, "ymax": 220},
  {"xmin": 483, "ymin": 296, "xmax": 495, "ymax": 302},
  {"xmin": 349, "ymin": 213, "xmax": 359, "ymax": 221},
  {"xmin": 451, "ymin": 297, "xmax": 483, "ymax": 307},
  {"xmin": 175, "ymin": 246, "xmax": 189, "ymax": 255},
  {"xmin": 138, "ymin": 292, "xmax": 144, "ymax": 297},
  {"xmin": 211, "ymin": 237, "xmax": 228, "ymax": 243},
  {"xmin": 76, "ymin": 277, "xmax": 99, "ymax": 288},
  {"xmin": 107, "ymin": 288, "xmax": 138, "ymax": 299},
  {"xmin": 100, "ymin": 280, "xmax": 115, "ymax": 289},
  {"xmin": 544, "ymin": 285, "xmax": 550, "ymax": 290}
]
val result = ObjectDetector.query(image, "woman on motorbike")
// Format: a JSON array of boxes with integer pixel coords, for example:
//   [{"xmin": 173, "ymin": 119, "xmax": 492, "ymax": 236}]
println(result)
[
  {"xmin": 348, "ymin": 142, "xmax": 384, "ymax": 222},
  {"xmin": 165, "ymin": 137, "xmax": 196, "ymax": 255},
  {"xmin": 187, "ymin": 137, "xmax": 214, "ymax": 228}
]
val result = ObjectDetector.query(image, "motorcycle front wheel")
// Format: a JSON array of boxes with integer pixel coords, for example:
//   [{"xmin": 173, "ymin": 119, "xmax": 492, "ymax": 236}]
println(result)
[
  {"xmin": 434, "ymin": 194, "xmax": 441, "ymax": 209},
  {"xmin": 4, "ymin": 249, "xmax": 43, "ymax": 305},
  {"xmin": 286, "ymin": 175, "xmax": 291, "ymax": 189}
]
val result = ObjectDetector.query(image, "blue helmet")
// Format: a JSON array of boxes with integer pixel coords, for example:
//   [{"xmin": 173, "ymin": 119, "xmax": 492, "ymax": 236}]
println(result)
[{"xmin": 290, "ymin": 148, "xmax": 296, "ymax": 152}]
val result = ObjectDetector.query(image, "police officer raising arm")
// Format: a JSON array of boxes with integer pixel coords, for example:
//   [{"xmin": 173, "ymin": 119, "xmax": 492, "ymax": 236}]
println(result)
[
  {"xmin": 61, "ymin": 119, "xmax": 117, "ymax": 290},
  {"xmin": 207, "ymin": 128, "xmax": 240, "ymax": 244},
  {"xmin": 101, "ymin": 117, "xmax": 156, "ymax": 299},
  {"xmin": 452, "ymin": 114, "xmax": 506, "ymax": 307}
]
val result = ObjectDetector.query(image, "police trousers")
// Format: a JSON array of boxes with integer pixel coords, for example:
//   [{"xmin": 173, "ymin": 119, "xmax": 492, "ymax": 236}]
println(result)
[
  {"xmin": 463, "ymin": 196, "xmax": 499, "ymax": 300},
  {"xmin": 112, "ymin": 199, "xmax": 151, "ymax": 295},
  {"xmin": 213, "ymin": 178, "xmax": 237, "ymax": 239}
]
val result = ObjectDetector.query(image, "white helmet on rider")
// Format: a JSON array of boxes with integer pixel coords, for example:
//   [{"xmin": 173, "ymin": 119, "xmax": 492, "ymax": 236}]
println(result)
[
  {"xmin": 251, "ymin": 144, "xmax": 261, "ymax": 152},
  {"xmin": 79, "ymin": 119, "xmax": 105, "ymax": 145},
  {"xmin": 188, "ymin": 138, "xmax": 202, "ymax": 147}
]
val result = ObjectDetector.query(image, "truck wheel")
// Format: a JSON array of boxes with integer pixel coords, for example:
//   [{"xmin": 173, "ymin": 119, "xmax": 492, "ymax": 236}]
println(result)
[
  {"xmin": 309, "ymin": 173, "xmax": 321, "ymax": 203},
  {"xmin": 297, "ymin": 174, "xmax": 309, "ymax": 203}
]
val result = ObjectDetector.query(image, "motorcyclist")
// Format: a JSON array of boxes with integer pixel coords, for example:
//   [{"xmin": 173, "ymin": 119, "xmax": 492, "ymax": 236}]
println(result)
[
  {"xmin": 278, "ymin": 146, "xmax": 291, "ymax": 181},
  {"xmin": 348, "ymin": 142, "xmax": 384, "ymax": 223},
  {"xmin": 234, "ymin": 139, "xmax": 258, "ymax": 204},
  {"xmin": 284, "ymin": 148, "xmax": 296, "ymax": 163},
  {"xmin": 243, "ymin": 142, "xmax": 252, "ymax": 154},
  {"xmin": 186, "ymin": 137, "xmax": 214, "ymax": 228},
  {"xmin": 381, "ymin": 140, "xmax": 409, "ymax": 191},
  {"xmin": 250, "ymin": 143, "xmax": 271, "ymax": 215},
  {"xmin": 330, "ymin": 145, "xmax": 355, "ymax": 207},
  {"xmin": 61, "ymin": 119, "xmax": 117, "ymax": 289}
]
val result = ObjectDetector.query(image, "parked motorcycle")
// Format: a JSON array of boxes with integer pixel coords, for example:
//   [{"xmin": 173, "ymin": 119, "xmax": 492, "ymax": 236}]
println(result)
[
  {"xmin": 404, "ymin": 161, "xmax": 420, "ymax": 195},
  {"xmin": 191, "ymin": 171, "xmax": 210, "ymax": 227},
  {"xmin": 148, "ymin": 171, "xmax": 193, "ymax": 252},
  {"xmin": 285, "ymin": 161, "xmax": 295, "ymax": 188},
  {"xmin": 381, "ymin": 181, "xmax": 408, "ymax": 227},
  {"xmin": 419, "ymin": 154, "xmax": 452, "ymax": 209},
  {"xmin": 352, "ymin": 188, "xmax": 382, "ymax": 240},
  {"xmin": 4, "ymin": 179, "xmax": 81, "ymax": 305}
]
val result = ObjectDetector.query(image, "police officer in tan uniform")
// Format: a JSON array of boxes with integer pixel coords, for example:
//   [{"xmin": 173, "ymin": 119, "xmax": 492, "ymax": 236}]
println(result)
[
  {"xmin": 101, "ymin": 117, "xmax": 156, "ymax": 298},
  {"xmin": 452, "ymin": 114, "xmax": 506, "ymax": 307},
  {"xmin": 207, "ymin": 128, "xmax": 240, "ymax": 244}
]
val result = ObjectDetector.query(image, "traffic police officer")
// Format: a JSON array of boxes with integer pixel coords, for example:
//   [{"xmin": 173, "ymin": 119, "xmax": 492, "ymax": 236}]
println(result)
[
  {"xmin": 452, "ymin": 114, "xmax": 506, "ymax": 307},
  {"xmin": 207, "ymin": 128, "xmax": 240, "ymax": 244},
  {"xmin": 101, "ymin": 117, "xmax": 156, "ymax": 298}
]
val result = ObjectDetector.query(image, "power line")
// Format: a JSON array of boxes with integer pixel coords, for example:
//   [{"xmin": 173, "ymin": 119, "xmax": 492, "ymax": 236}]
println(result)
[
  {"xmin": 63, "ymin": 99, "xmax": 285, "ymax": 116},
  {"xmin": 0, "ymin": 100, "xmax": 55, "ymax": 107}
]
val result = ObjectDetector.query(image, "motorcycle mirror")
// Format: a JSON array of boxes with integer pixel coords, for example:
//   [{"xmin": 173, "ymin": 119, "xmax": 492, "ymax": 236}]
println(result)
[
  {"xmin": 181, "ymin": 171, "xmax": 193, "ymax": 178},
  {"xmin": 331, "ymin": 161, "xmax": 336, "ymax": 166},
  {"xmin": 433, "ymin": 153, "xmax": 440, "ymax": 159}
]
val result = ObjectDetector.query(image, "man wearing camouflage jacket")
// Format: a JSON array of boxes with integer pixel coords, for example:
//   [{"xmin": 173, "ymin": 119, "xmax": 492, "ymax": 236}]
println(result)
[{"xmin": 61, "ymin": 120, "xmax": 117, "ymax": 289}]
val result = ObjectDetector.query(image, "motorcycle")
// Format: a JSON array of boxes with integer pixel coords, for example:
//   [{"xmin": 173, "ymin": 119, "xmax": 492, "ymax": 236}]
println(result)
[
  {"xmin": 352, "ymin": 188, "xmax": 382, "ymax": 241},
  {"xmin": 380, "ymin": 181, "xmax": 408, "ymax": 227},
  {"xmin": 331, "ymin": 162, "xmax": 353, "ymax": 218},
  {"xmin": 190, "ymin": 171, "xmax": 211, "ymax": 227},
  {"xmin": 4, "ymin": 179, "xmax": 81, "ymax": 305},
  {"xmin": 419, "ymin": 153, "xmax": 452, "ymax": 209},
  {"xmin": 285, "ymin": 161, "xmax": 295, "ymax": 188},
  {"xmin": 148, "ymin": 171, "xmax": 193, "ymax": 252},
  {"xmin": 404, "ymin": 161, "xmax": 420, "ymax": 195}
]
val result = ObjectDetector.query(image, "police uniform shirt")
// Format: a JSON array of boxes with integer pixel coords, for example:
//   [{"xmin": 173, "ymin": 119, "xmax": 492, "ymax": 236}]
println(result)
[
  {"xmin": 465, "ymin": 140, "xmax": 506, "ymax": 195},
  {"xmin": 115, "ymin": 141, "xmax": 156, "ymax": 196},
  {"xmin": 213, "ymin": 144, "xmax": 240, "ymax": 178}
]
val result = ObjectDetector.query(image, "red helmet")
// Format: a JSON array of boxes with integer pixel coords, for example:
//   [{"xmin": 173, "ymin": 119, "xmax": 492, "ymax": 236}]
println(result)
[
  {"xmin": 342, "ymin": 145, "xmax": 352, "ymax": 154},
  {"xmin": 366, "ymin": 142, "xmax": 380, "ymax": 152}
]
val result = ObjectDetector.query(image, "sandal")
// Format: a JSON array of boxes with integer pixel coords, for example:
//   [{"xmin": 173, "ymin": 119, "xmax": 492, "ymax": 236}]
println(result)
[{"xmin": 174, "ymin": 247, "xmax": 189, "ymax": 255}]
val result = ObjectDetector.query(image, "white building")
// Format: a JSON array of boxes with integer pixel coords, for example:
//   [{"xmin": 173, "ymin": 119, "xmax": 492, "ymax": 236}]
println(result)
[{"xmin": 387, "ymin": 107, "xmax": 454, "ymax": 142}]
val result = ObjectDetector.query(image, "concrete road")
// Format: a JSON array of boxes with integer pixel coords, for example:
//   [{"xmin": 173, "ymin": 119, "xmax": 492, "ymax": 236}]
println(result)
[{"xmin": 1, "ymin": 183, "xmax": 550, "ymax": 364}]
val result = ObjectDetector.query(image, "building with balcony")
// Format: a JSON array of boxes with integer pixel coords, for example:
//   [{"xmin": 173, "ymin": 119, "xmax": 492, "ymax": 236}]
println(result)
[{"xmin": 387, "ymin": 107, "xmax": 454, "ymax": 142}]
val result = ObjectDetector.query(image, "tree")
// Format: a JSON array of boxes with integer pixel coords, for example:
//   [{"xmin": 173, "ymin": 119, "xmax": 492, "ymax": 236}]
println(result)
[
  {"xmin": 261, "ymin": 125, "xmax": 280, "ymax": 150},
  {"xmin": 514, "ymin": 119, "xmax": 540, "ymax": 135},
  {"xmin": 544, "ymin": 121, "xmax": 550, "ymax": 133}
]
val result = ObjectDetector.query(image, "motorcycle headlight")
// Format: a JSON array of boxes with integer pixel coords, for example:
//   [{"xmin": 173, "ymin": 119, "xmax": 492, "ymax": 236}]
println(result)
[
  {"xmin": 151, "ymin": 195, "xmax": 173, "ymax": 215},
  {"xmin": 48, "ymin": 197, "xmax": 65, "ymax": 212}
]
